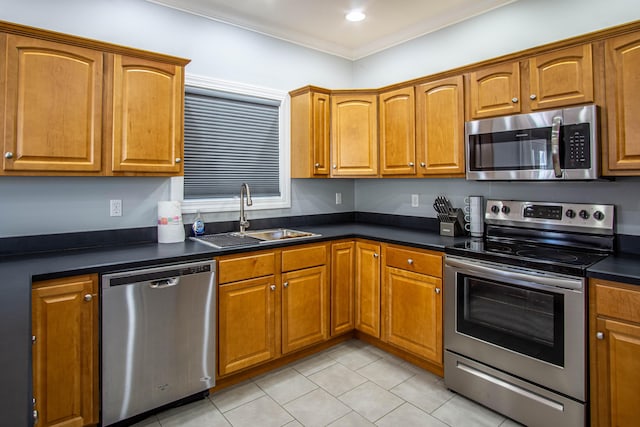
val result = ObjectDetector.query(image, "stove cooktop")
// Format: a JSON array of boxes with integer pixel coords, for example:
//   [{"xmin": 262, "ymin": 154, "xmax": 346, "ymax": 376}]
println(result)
[{"xmin": 445, "ymin": 238, "xmax": 609, "ymax": 276}]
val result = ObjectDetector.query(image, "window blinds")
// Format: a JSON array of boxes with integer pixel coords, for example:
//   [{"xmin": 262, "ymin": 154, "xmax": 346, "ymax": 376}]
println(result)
[{"xmin": 183, "ymin": 87, "xmax": 281, "ymax": 199}]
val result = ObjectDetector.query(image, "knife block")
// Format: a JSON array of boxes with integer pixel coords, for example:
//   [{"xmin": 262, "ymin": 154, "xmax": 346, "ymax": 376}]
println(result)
[{"xmin": 439, "ymin": 208, "xmax": 466, "ymax": 237}]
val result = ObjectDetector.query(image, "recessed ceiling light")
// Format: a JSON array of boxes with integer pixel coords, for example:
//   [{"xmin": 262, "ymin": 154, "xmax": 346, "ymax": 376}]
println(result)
[{"xmin": 345, "ymin": 10, "xmax": 366, "ymax": 22}]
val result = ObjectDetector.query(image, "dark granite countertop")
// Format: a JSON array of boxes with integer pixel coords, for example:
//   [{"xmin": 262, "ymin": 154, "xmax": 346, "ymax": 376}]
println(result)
[{"xmin": 588, "ymin": 253, "xmax": 640, "ymax": 286}]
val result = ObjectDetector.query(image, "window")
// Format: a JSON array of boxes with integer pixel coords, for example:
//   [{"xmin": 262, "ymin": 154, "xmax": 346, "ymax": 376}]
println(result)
[{"xmin": 176, "ymin": 75, "xmax": 290, "ymax": 213}]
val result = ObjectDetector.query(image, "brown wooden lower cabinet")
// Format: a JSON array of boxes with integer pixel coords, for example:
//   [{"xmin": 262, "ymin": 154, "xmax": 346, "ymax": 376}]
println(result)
[
  {"xmin": 217, "ymin": 243, "xmax": 329, "ymax": 377},
  {"xmin": 382, "ymin": 245, "xmax": 443, "ymax": 367},
  {"xmin": 355, "ymin": 240, "xmax": 382, "ymax": 338},
  {"xmin": 331, "ymin": 241, "xmax": 355, "ymax": 336},
  {"xmin": 32, "ymin": 274, "xmax": 99, "ymax": 427},
  {"xmin": 590, "ymin": 278, "xmax": 640, "ymax": 427},
  {"xmin": 218, "ymin": 276, "xmax": 277, "ymax": 376}
]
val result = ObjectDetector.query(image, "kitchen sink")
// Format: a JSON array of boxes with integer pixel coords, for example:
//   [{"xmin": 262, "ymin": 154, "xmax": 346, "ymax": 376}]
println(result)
[
  {"xmin": 191, "ymin": 228, "xmax": 320, "ymax": 249},
  {"xmin": 239, "ymin": 228, "xmax": 320, "ymax": 242}
]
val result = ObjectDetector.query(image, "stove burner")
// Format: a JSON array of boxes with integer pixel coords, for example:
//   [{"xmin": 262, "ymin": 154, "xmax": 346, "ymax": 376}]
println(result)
[
  {"xmin": 515, "ymin": 248, "xmax": 579, "ymax": 263},
  {"xmin": 486, "ymin": 244, "xmax": 514, "ymax": 254}
]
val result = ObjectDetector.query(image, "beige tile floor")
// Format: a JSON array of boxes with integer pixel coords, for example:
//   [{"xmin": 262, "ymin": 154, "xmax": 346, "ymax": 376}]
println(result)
[{"xmin": 131, "ymin": 340, "xmax": 523, "ymax": 427}]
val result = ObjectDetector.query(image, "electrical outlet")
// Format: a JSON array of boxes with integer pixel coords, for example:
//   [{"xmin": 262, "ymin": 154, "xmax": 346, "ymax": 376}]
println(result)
[
  {"xmin": 336, "ymin": 192, "xmax": 342, "ymax": 205},
  {"xmin": 411, "ymin": 194, "xmax": 419, "ymax": 207},
  {"xmin": 110, "ymin": 199, "xmax": 122, "ymax": 217}
]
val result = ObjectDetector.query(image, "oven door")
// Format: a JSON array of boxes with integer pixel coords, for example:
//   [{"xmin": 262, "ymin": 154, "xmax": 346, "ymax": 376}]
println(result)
[{"xmin": 444, "ymin": 255, "xmax": 586, "ymax": 401}]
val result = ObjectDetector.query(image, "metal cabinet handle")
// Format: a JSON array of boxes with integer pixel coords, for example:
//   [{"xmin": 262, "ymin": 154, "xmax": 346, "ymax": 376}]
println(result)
[
  {"xmin": 511, "ymin": 97, "xmax": 519, "ymax": 103},
  {"xmin": 530, "ymin": 94, "xmax": 537, "ymax": 100},
  {"xmin": 407, "ymin": 258, "xmax": 414, "ymax": 265},
  {"xmin": 270, "ymin": 285, "xmax": 276, "ymax": 291},
  {"xmin": 420, "ymin": 162, "xmax": 426, "ymax": 167},
  {"xmin": 5, "ymin": 152, "xmax": 13, "ymax": 159},
  {"xmin": 33, "ymin": 409, "xmax": 38, "ymax": 425},
  {"xmin": 408, "ymin": 162, "xmax": 414, "ymax": 167},
  {"xmin": 283, "ymin": 282, "xmax": 289, "ymax": 288},
  {"xmin": 373, "ymin": 253, "xmax": 379, "ymax": 258},
  {"xmin": 314, "ymin": 163, "xmax": 320, "ymax": 168},
  {"xmin": 175, "ymin": 158, "xmax": 182, "ymax": 163},
  {"xmin": 435, "ymin": 288, "xmax": 441, "ymax": 294},
  {"xmin": 596, "ymin": 332, "xmax": 604, "ymax": 340},
  {"xmin": 333, "ymin": 164, "xmax": 337, "ymax": 169},
  {"xmin": 84, "ymin": 294, "xmax": 94, "ymax": 302}
]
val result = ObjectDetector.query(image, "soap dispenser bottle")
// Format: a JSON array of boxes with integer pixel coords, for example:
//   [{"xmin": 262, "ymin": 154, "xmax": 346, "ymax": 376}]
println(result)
[{"xmin": 192, "ymin": 210, "xmax": 205, "ymax": 236}]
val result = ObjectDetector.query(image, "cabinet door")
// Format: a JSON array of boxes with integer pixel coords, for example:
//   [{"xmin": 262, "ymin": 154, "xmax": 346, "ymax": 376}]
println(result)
[
  {"xmin": 593, "ymin": 317, "xmax": 640, "ymax": 427},
  {"xmin": 468, "ymin": 62, "xmax": 521, "ymax": 119},
  {"xmin": 383, "ymin": 267, "xmax": 442, "ymax": 363},
  {"xmin": 282, "ymin": 266, "xmax": 329, "ymax": 354},
  {"xmin": 2, "ymin": 35, "xmax": 103, "ymax": 174},
  {"xmin": 109, "ymin": 55, "xmax": 183, "ymax": 175},
  {"xmin": 415, "ymin": 75, "xmax": 465, "ymax": 176},
  {"xmin": 331, "ymin": 94, "xmax": 378, "ymax": 176},
  {"xmin": 218, "ymin": 276, "xmax": 277, "ymax": 376},
  {"xmin": 290, "ymin": 89, "xmax": 331, "ymax": 177},
  {"xmin": 379, "ymin": 87, "xmax": 415, "ymax": 176},
  {"xmin": 32, "ymin": 275, "xmax": 98, "ymax": 427},
  {"xmin": 604, "ymin": 32, "xmax": 640, "ymax": 174},
  {"xmin": 528, "ymin": 44, "xmax": 594, "ymax": 111},
  {"xmin": 355, "ymin": 241, "xmax": 381, "ymax": 337},
  {"xmin": 331, "ymin": 241, "xmax": 355, "ymax": 336}
]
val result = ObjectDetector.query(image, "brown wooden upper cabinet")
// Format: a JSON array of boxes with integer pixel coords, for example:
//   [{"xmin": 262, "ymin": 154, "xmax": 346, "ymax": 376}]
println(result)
[
  {"xmin": 415, "ymin": 75, "xmax": 465, "ymax": 177},
  {"xmin": 0, "ymin": 23, "xmax": 189, "ymax": 176},
  {"xmin": 108, "ymin": 55, "xmax": 184, "ymax": 175},
  {"xmin": 603, "ymin": 31, "xmax": 640, "ymax": 175},
  {"xmin": 331, "ymin": 92, "xmax": 378, "ymax": 177},
  {"xmin": 290, "ymin": 86, "xmax": 331, "ymax": 178},
  {"xmin": 468, "ymin": 44, "xmax": 594, "ymax": 119},
  {"xmin": 1, "ymin": 34, "xmax": 104, "ymax": 174},
  {"xmin": 379, "ymin": 86, "xmax": 416, "ymax": 176}
]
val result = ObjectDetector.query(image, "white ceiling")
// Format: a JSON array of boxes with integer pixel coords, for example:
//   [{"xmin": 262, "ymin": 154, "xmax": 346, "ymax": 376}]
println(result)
[{"xmin": 147, "ymin": 0, "xmax": 517, "ymax": 60}]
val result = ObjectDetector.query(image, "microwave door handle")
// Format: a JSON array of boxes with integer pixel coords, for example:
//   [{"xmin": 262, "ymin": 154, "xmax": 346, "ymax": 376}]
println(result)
[{"xmin": 551, "ymin": 116, "xmax": 563, "ymax": 178}]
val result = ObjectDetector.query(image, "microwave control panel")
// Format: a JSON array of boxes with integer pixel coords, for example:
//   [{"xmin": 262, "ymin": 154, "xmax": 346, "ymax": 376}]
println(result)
[{"xmin": 563, "ymin": 123, "xmax": 591, "ymax": 169}]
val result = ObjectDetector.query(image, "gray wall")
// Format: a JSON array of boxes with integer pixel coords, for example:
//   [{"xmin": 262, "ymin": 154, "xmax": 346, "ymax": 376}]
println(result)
[{"xmin": 1, "ymin": 0, "xmax": 639, "ymax": 237}]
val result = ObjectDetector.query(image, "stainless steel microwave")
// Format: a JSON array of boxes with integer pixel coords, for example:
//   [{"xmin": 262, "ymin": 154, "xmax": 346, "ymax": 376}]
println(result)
[{"xmin": 465, "ymin": 105, "xmax": 598, "ymax": 180}]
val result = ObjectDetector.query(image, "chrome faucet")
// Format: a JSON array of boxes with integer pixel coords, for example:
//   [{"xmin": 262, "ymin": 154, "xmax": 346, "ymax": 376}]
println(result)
[{"xmin": 239, "ymin": 182, "xmax": 253, "ymax": 233}]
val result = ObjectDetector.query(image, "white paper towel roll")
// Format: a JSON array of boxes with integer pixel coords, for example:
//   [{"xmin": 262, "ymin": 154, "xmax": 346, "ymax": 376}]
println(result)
[{"xmin": 157, "ymin": 201, "xmax": 185, "ymax": 243}]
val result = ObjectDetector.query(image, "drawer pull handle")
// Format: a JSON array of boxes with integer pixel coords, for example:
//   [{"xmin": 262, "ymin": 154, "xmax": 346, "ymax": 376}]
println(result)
[
  {"xmin": 373, "ymin": 253, "xmax": 379, "ymax": 258},
  {"xmin": 315, "ymin": 163, "xmax": 320, "ymax": 167},
  {"xmin": 596, "ymin": 332, "xmax": 604, "ymax": 340},
  {"xmin": 270, "ymin": 285, "xmax": 276, "ymax": 291},
  {"xmin": 407, "ymin": 258, "xmax": 414, "ymax": 265},
  {"xmin": 283, "ymin": 282, "xmax": 289, "ymax": 288},
  {"xmin": 435, "ymin": 287, "xmax": 441, "ymax": 294}
]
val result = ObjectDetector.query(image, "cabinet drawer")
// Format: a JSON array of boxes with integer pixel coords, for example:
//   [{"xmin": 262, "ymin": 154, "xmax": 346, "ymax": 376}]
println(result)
[
  {"xmin": 384, "ymin": 245, "xmax": 442, "ymax": 277},
  {"xmin": 594, "ymin": 280, "xmax": 640, "ymax": 324},
  {"xmin": 282, "ymin": 244, "xmax": 327, "ymax": 272},
  {"xmin": 218, "ymin": 252, "xmax": 276, "ymax": 284}
]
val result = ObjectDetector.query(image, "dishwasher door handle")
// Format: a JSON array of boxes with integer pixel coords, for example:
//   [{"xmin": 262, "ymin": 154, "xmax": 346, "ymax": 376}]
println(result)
[{"xmin": 148, "ymin": 277, "xmax": 180, "ymax": 289}]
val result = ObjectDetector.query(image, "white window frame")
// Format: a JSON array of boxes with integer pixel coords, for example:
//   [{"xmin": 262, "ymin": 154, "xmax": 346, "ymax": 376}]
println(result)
[{"xmin": 173, "ymin": 74, "xmax": 291, "ymax": 214}]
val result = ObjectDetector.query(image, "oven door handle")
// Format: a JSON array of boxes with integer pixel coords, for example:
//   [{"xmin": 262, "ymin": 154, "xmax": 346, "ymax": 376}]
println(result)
[
  {"xmin": 551, "ymin": 115, "xmax": 563, "ymax": 178},
  {"xmin": 445, "ymin": 256, "xmax": 583, "ymax": 290}
]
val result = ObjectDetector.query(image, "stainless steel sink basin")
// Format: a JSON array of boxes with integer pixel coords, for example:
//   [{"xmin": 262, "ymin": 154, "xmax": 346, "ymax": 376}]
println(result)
[
  {"xmin": 190, "ymin": 228, "xmax": 320, "ymax": 249},
  {"xmin": 235, "ymin": 228, "xmax": 321, "ymax": 242}
]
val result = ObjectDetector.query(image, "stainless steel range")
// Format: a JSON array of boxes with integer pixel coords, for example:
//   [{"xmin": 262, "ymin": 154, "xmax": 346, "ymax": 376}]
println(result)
[{"xmin": 444, "ymin": 200, "xmax": 614, "ymax": 427}]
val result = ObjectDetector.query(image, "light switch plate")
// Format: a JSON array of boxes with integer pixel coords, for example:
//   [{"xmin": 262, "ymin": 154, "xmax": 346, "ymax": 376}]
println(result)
[
  {"xmin": 336, "ymin": 192, "xmax": 342, "ymax": 205},
  {"xmin": 411, "ymin": 194, "xmax": 419, "ymax": 207}
]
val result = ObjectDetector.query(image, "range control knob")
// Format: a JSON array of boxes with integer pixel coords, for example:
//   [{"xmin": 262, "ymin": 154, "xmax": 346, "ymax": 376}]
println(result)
[
  {"xmin": 491, "ymin": 205, "xmax": 500, "ymax": 214},
  {"xmin": 501, "ymin": 206, "xmax": 511, "ymax": 214},
  {"xmin": 579, "ymin": 210, "xmax": 590, "ymax": 219},
  {"xmin": 565, "ymin": 209, "xmax": 576, "ymax": 219},
  {"xmin": 594, "ymin": 211, "xmax": 605, "ymax": 221}
]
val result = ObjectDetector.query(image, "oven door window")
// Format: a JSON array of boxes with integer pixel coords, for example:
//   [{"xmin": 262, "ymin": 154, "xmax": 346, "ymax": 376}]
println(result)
[{"xmin": 456, "ymin": 274, "xmax": 564, "ymax": 366}]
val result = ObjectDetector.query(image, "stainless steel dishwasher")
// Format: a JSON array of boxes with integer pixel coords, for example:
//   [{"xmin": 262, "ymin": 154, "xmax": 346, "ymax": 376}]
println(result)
[{"xmin": 101, "ymin": 259, "xmax": 216, "ymax": 426}]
